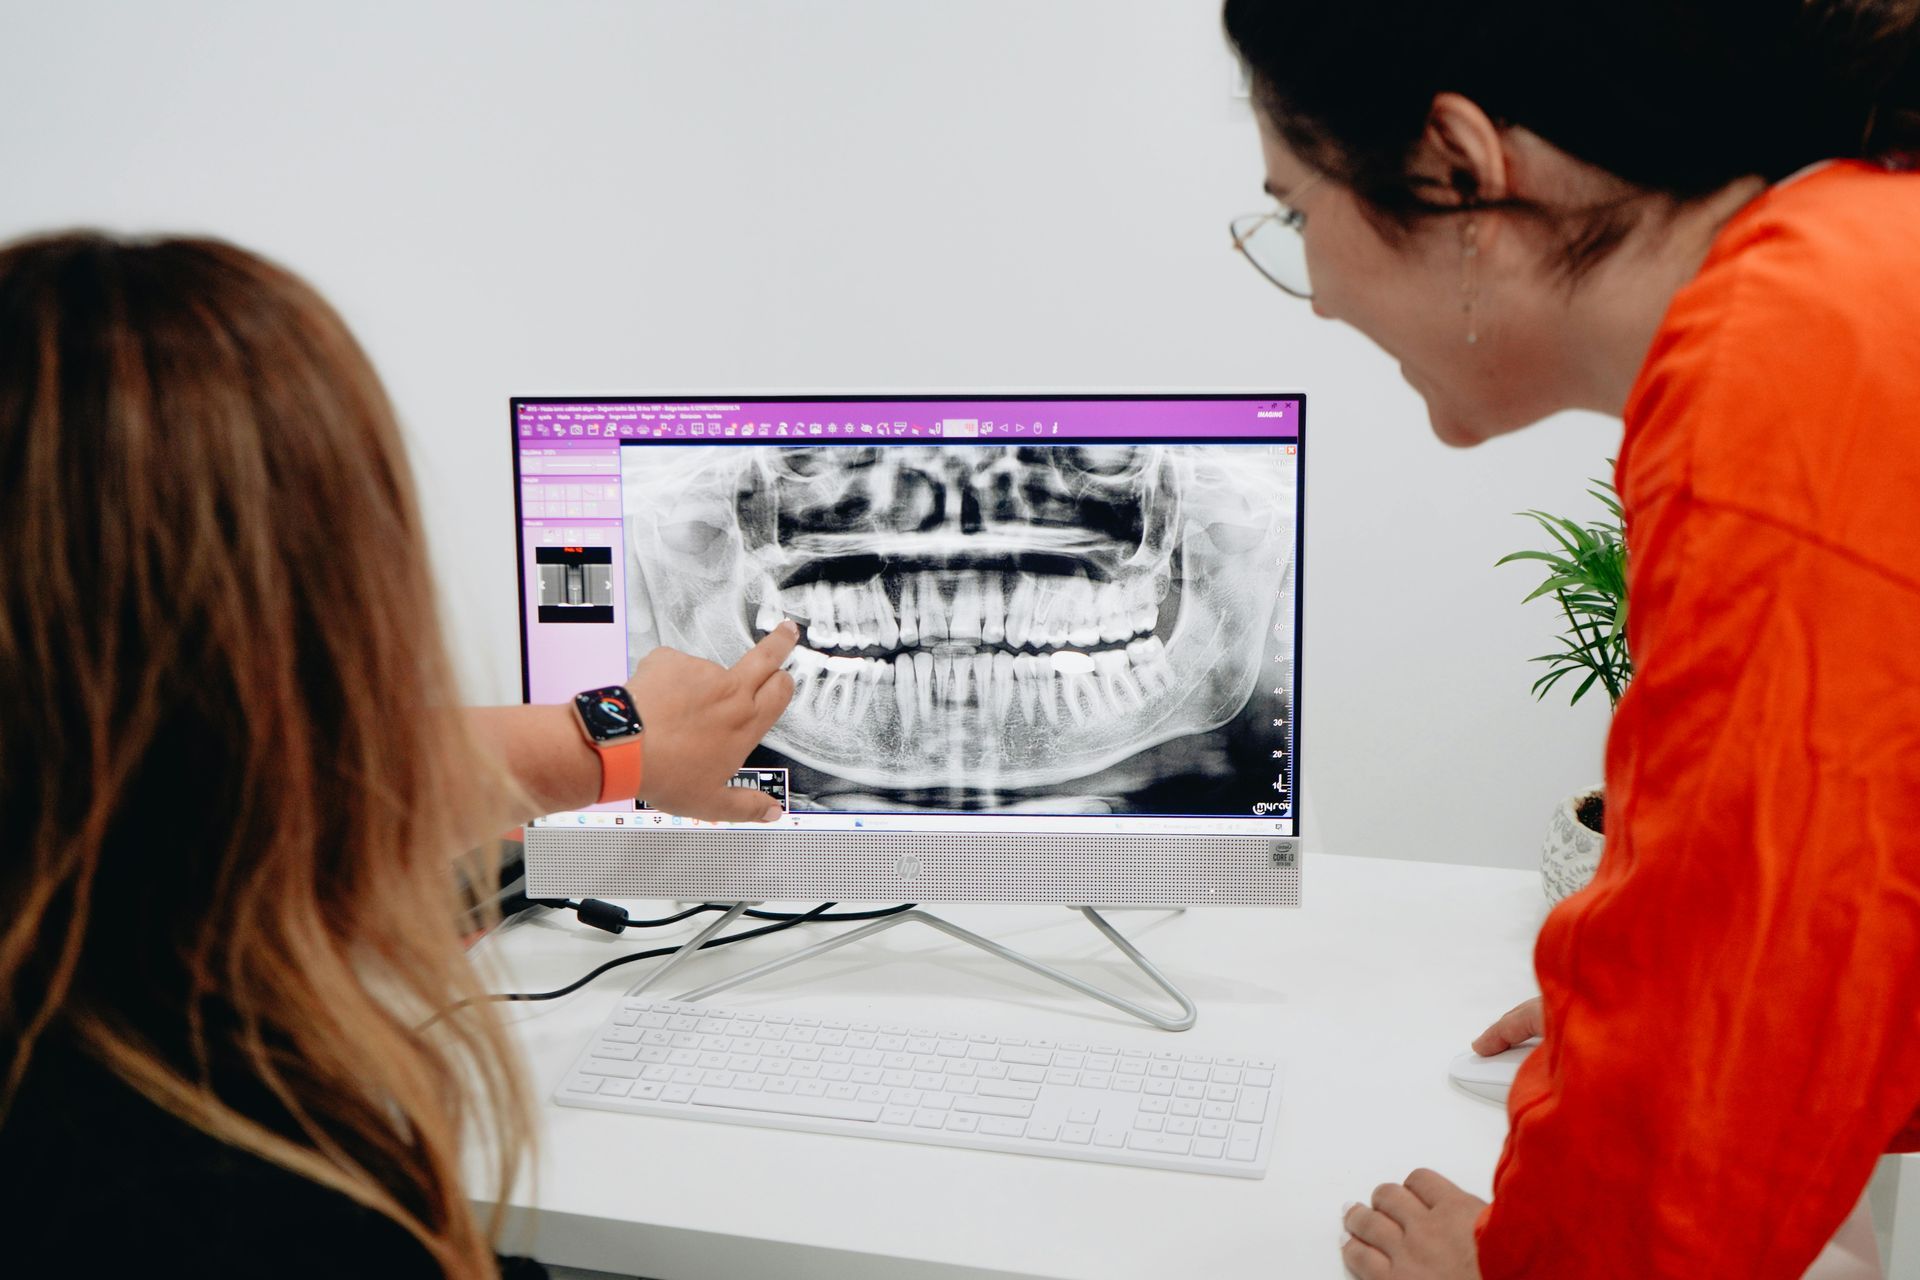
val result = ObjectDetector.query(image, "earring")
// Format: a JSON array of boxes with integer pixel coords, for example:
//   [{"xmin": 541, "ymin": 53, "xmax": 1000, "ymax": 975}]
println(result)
[{"xmin": 1461, "ymin": 216, "xmax": 1480, "ymax": 346}]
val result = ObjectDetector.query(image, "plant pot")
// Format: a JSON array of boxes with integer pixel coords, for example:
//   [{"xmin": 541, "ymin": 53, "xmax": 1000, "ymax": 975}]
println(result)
[{"xmin": 1541, "ymin": 786, "xmax": 1606, "ymax": 903}]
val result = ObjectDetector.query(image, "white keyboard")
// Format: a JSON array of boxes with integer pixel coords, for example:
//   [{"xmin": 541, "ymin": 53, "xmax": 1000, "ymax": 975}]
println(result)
[{"xmin": 555, "ymin": 998, "xmax": 1281, "ymax": 1178}]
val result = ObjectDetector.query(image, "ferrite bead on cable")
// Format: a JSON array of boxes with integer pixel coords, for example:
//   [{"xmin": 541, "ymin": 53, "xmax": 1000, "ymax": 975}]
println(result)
[{"xmin": 575, "ymin": 898, "xmax": 629, "ymax": 934}]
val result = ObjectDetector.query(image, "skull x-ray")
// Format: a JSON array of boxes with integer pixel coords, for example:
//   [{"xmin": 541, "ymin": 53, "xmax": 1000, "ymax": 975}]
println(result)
[{"xmin": 622, "ymin": 442, "xmax": 1297, "ymax": 816}]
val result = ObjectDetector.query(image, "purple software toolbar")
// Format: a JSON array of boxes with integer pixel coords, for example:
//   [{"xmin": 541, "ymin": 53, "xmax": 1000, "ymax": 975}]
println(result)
[{"xmin": 515, "ymin": 396, "xmax": 1300, "ymax": 442}]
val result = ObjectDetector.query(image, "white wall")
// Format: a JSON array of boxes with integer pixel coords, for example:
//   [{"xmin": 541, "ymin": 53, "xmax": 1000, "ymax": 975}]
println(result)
[{"xmin": 1, "ymin": 0, "xmax": 1617, "ymax": 870}]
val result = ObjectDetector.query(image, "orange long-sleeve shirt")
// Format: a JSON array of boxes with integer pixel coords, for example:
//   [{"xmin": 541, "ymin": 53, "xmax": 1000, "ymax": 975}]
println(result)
[{"xmin": 1474, "ymin": 159, "xmax": 1920, "ymax": 1278}]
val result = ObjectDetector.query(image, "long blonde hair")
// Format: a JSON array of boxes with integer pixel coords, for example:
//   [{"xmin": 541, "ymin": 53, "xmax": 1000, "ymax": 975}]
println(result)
[{"xmin": 0, "ymin": 233, "xmax": 530, "ymax": 1276}]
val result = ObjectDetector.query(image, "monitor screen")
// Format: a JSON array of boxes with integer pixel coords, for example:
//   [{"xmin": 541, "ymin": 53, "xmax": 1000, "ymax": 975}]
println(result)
[{"xmin": 515, "ymin": 395, "xmax": 1302, "ymax": 851}]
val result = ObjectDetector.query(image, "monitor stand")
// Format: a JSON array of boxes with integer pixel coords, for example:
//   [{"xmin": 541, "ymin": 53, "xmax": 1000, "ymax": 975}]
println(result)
[{"xmin": 625, "ymin": 903, "xmax": 1198, "ymax": 1032}]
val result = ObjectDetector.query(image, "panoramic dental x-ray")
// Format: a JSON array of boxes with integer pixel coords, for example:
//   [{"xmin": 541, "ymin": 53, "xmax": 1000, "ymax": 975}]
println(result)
[{"xmin": 622, "ymin": 441, "xmax": 1297, "ymax": 817}]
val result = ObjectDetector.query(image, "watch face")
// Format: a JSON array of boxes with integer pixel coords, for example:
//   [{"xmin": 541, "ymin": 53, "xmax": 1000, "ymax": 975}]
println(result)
[{"xmin": 575, "ymin": 686, "xmax": 642, "ymax": 741}]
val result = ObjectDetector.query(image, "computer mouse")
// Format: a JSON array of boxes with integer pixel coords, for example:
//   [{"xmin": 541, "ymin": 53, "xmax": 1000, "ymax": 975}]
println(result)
[{"xmin": 1447, "ymin": 1042, "xmax": 1538, "ymax": 1106}]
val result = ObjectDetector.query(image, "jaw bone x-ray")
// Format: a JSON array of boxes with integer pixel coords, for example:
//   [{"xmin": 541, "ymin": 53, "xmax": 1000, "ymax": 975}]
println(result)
[{"xmin": 622, "ymin": 442, "xmax": 1296, "ymax": 815}]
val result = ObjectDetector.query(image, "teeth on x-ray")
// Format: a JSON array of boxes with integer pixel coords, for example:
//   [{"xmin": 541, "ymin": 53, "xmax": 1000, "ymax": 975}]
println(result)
[{"xmin": 623, "ymin": 442, "xmax": 1293, "ymax": 794}]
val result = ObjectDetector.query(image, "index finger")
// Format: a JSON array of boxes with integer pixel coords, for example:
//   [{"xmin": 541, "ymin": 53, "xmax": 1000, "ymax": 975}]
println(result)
[
  {"xmin": 1471, "ymin": 1002, "xmax": 1544, "ymax": 1055},
  {"xmin": 732, "ymin": 619, "xmax": 800, "ymax": 686}
]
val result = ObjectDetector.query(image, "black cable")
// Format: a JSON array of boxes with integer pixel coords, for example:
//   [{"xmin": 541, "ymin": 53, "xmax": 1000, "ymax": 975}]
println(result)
[
  {"xmin": 432, "ymin": 901, "xmax": 919, "ymax": 1023},
  {"xmin": 531, "ymin": 897, "xmax": 916, "ymax": 934}
]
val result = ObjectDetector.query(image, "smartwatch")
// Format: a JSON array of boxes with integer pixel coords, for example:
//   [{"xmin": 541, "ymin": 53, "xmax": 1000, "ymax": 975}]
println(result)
[{"xmin": 572, "ymin": 685, "xmax": 644, "ymax": 805}]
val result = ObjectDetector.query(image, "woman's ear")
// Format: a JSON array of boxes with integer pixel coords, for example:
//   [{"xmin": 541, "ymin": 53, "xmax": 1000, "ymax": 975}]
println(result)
[{"xmin": 1412, "ymin": 92, "xmax": 1511, "ymax": 205}]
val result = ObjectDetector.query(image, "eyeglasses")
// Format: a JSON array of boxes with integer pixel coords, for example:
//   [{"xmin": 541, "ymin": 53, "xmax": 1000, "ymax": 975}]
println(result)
[{"xmin": 1230, "ymin": 172, "xmax": 1322, "ymax": 300}]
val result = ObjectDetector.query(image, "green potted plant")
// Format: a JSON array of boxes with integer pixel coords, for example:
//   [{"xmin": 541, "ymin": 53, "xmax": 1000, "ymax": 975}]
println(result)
[{"xmin": 1497, "ymin": 472, "xmax": 1632, "ymax": 902}]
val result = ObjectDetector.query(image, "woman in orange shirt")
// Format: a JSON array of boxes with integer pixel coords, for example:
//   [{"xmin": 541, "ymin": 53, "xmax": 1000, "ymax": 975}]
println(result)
[{"xmin": 1222, "ymin": 2, "xmax": 1920, "ymax": 1277}]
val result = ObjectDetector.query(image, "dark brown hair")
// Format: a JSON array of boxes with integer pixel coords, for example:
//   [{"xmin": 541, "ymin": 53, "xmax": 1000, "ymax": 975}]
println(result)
[
  {"xmin": 0, "ymin": 233, "xmax": 530, "ymax": 1276},
  {"xmin": 1224, "ymin": 0, "xmax": 1920, "ymax": 269}
]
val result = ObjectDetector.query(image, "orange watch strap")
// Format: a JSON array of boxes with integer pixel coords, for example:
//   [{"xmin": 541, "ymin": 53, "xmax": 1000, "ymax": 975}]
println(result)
[{"xmin": 595, "ymin": 735, "xmax": 644, "ymax": 805}]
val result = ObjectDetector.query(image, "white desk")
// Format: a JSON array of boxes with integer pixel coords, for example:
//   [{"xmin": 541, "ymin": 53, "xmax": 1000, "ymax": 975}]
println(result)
[{"xmin": 467, "ymin": 852, "xmax": 1559, "ymax": 1278}]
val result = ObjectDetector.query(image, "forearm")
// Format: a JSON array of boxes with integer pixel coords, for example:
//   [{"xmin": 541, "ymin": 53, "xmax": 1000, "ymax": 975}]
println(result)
[{"xmin": 460, "ymin": 703, "xmax": 601, "ymax": 845}]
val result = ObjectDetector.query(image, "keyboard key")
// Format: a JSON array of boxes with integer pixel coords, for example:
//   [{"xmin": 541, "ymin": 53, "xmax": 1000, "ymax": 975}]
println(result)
[
  {"xmin": 977, "ymin": 1082, "xmax": 1040, "ymax": 1102},
  {"xmin": 1115, "ymin": 1077, "xmax": 1142, "ymax": 1093},
  {"xmin": 967, "ymin": 1044, "xmax": 998, "ymax": 1061},
  {"xmin": 1167, "ymin": 1117, "xmax": 1197, "ymax": 1136},
  {"xmin": 734, "ymin": 1075, "xmax": 764, "ymax": 1091},
  {"xmin": 632, "ymin": 1082, "xmax": 663, "ymax": 1101},
  {"xmin": 1245, "ymin": 1069, "xmax": 1275, "ymax": 1089},
  {"xmin": 562, "ymin": 1074, "xmax": 600, "ymax": 1094},
  {"xmin": 1228, "ymin": 1134, "xmax": 1259, "ymax": 1162},
  {"xmin": 1118, "ymin": 1060, "xmax": 1147, "ymax": 1076},
  {"xmin": 1236, "ymin": 1090, "xmax": 1270, "ymax": 1124},
  {"xmin": 1127, "ymin": 1132, "xmax": 1191, "ymax": 1156},
  {"xmin": 881, "ymin": 1107, "xmax": 913, "ymax": 1125},
  {"xmin": 1212, "ymin": 1067, "xmax": 1242, "ymax": 1085},
  {"xmin": 858, "ymin": 1086, "xmax": 889, "ymax": 1104},
  {"xmin": 692, "ymin": 1087, "xmax": 881, "ymax": 1123},
  {"xmin": 1175, "ymin": 1082, "xmax": 1206, "ymax": 1100},
  {"xmin": 1047, "ymin": 1069, "xmax": 1078, "ymax": 1087},
  {"xmin": 891, "ymin": 1089, "xmax": 924, "ymax": 1107},
  {"xmin": 1067, "ymin": 1104, "xmax": 1100, "ymax": 1126},
  {"xmin": 1000, "ymin": 1048, "xmax": 1050, "ymax": 1066},
  {"xmin": 946, "ymin": 1114, "xmax": 979, "ymax": 1133},
  {"xmin": 1203, "ymin": 1102, "xmax": 1233, "ymax": 1122},
  {"xmin": 1179, "ymin": 1064, "xmax": 1208, "ymax": 1081},
  {"xmin": 1173, "ymin": 1100, "xmax": 1201, "ymax": 1118},
  {"xmin": 955, "ymin": 1097, "xmax": 1033, "ymax": 1119},
  {"xmin": 1008, "ymin": 1066, "xmax": 1046, "ymax": 1084},
  {"xmin": 1026, "ymin": 1121, "xmax": 1060, "ymax": 1141},
  {"xmin": 1199, "ymin": 1120, "xmax": 1230, "ymax": 1139},
  {"xmin": 1141, "ymin": 1096, "xmax": 1170, "ymax": 1114},
  {"xmin": 1093, "ymin": 1128, "xmax": 1126, "ymax": 1148},
  {"xmin": 766, "ymin": 1079, "xmax": 795, "ymax": 1095},
  {"xmin": 1193, "ymin": 1138, "xmax": 1226, "ymax": 1159},
  {"xmin": 1081, "ymin": 1073, "xmax": 1112, "ymax": 1089},
  {"xmin": 913, "ymin": 1110, "xmax": 944, "ymax": 1129},
  {"xmin": 1087, "ymin": 1056, "xmax": 1117, "ymax": 1073},
  {"xmin": 922, "ymin": 1094, "xmax": 952, "ymax": 1111},
  {"xmin": 827, "ymin": 1083, "xmax": 858, "ymax": 1100},
  {"xmin": 1059, "ymin": 1124, "xmax": 1093, "ymax": 1145},
  {"xmin": 1135, "ymin": 1113, "xmax": 1165, "ymax": 1132},
  {"xmin": 979, "ymin": 1117, "xmax": 1025, "ymax": 1137},
  {"xmin": 977, "ymin": 1063, "xmax": 1009, "ymax": 1080},
  {"xmin": 663, "ymin": 1085, "xmax": 694, "ymax": 1103},
  {"xmin": 1205, "ymin": 1084, "xmax": 1238, "ymax": 1104},
  {"xmin": 796, "ymin": 1081, "xmax": 826, "ymax": 1097},
  {"xmin": 591, "ymin": 1044, "xmax": 640, "ymax": 1061},
  {"xmin": 605, "ymin": 1027, "xmax": 643, "ymax": 1044},
  {"xmin": 581, "ymin": 1060, "xmax": 643, "ymax": 1079},
  {"xmin": 1056, "ymin": 1052, "xmax": 1086, "ymax": 1069}
]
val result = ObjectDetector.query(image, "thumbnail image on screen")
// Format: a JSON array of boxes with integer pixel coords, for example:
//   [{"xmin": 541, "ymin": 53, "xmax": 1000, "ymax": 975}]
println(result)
[{"xmin": 620, "ymin": 441, "xmax": 1296, "ymax": 817}]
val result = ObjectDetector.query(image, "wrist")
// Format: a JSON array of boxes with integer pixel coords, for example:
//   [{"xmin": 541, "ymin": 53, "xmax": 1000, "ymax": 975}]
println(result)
[
  {"xmin": 570, "ymin": 684, "xmax": 645, "ymax": 805},
  {"xmin": 556, "ymin": 702, "xmax": 604, "ymax": 810}
]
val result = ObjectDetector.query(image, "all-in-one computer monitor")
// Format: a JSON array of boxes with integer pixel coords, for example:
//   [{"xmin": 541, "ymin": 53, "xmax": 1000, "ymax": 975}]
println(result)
[{"xmin": 513, "ymin": 394, "xmax": 1303, "ymax": 929}]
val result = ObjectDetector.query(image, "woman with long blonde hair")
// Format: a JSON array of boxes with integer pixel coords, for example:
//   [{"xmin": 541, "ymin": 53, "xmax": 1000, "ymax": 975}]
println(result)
[{"xmin": 0, "ymin": 232, "xmax": 796, "ymax": 1276}]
